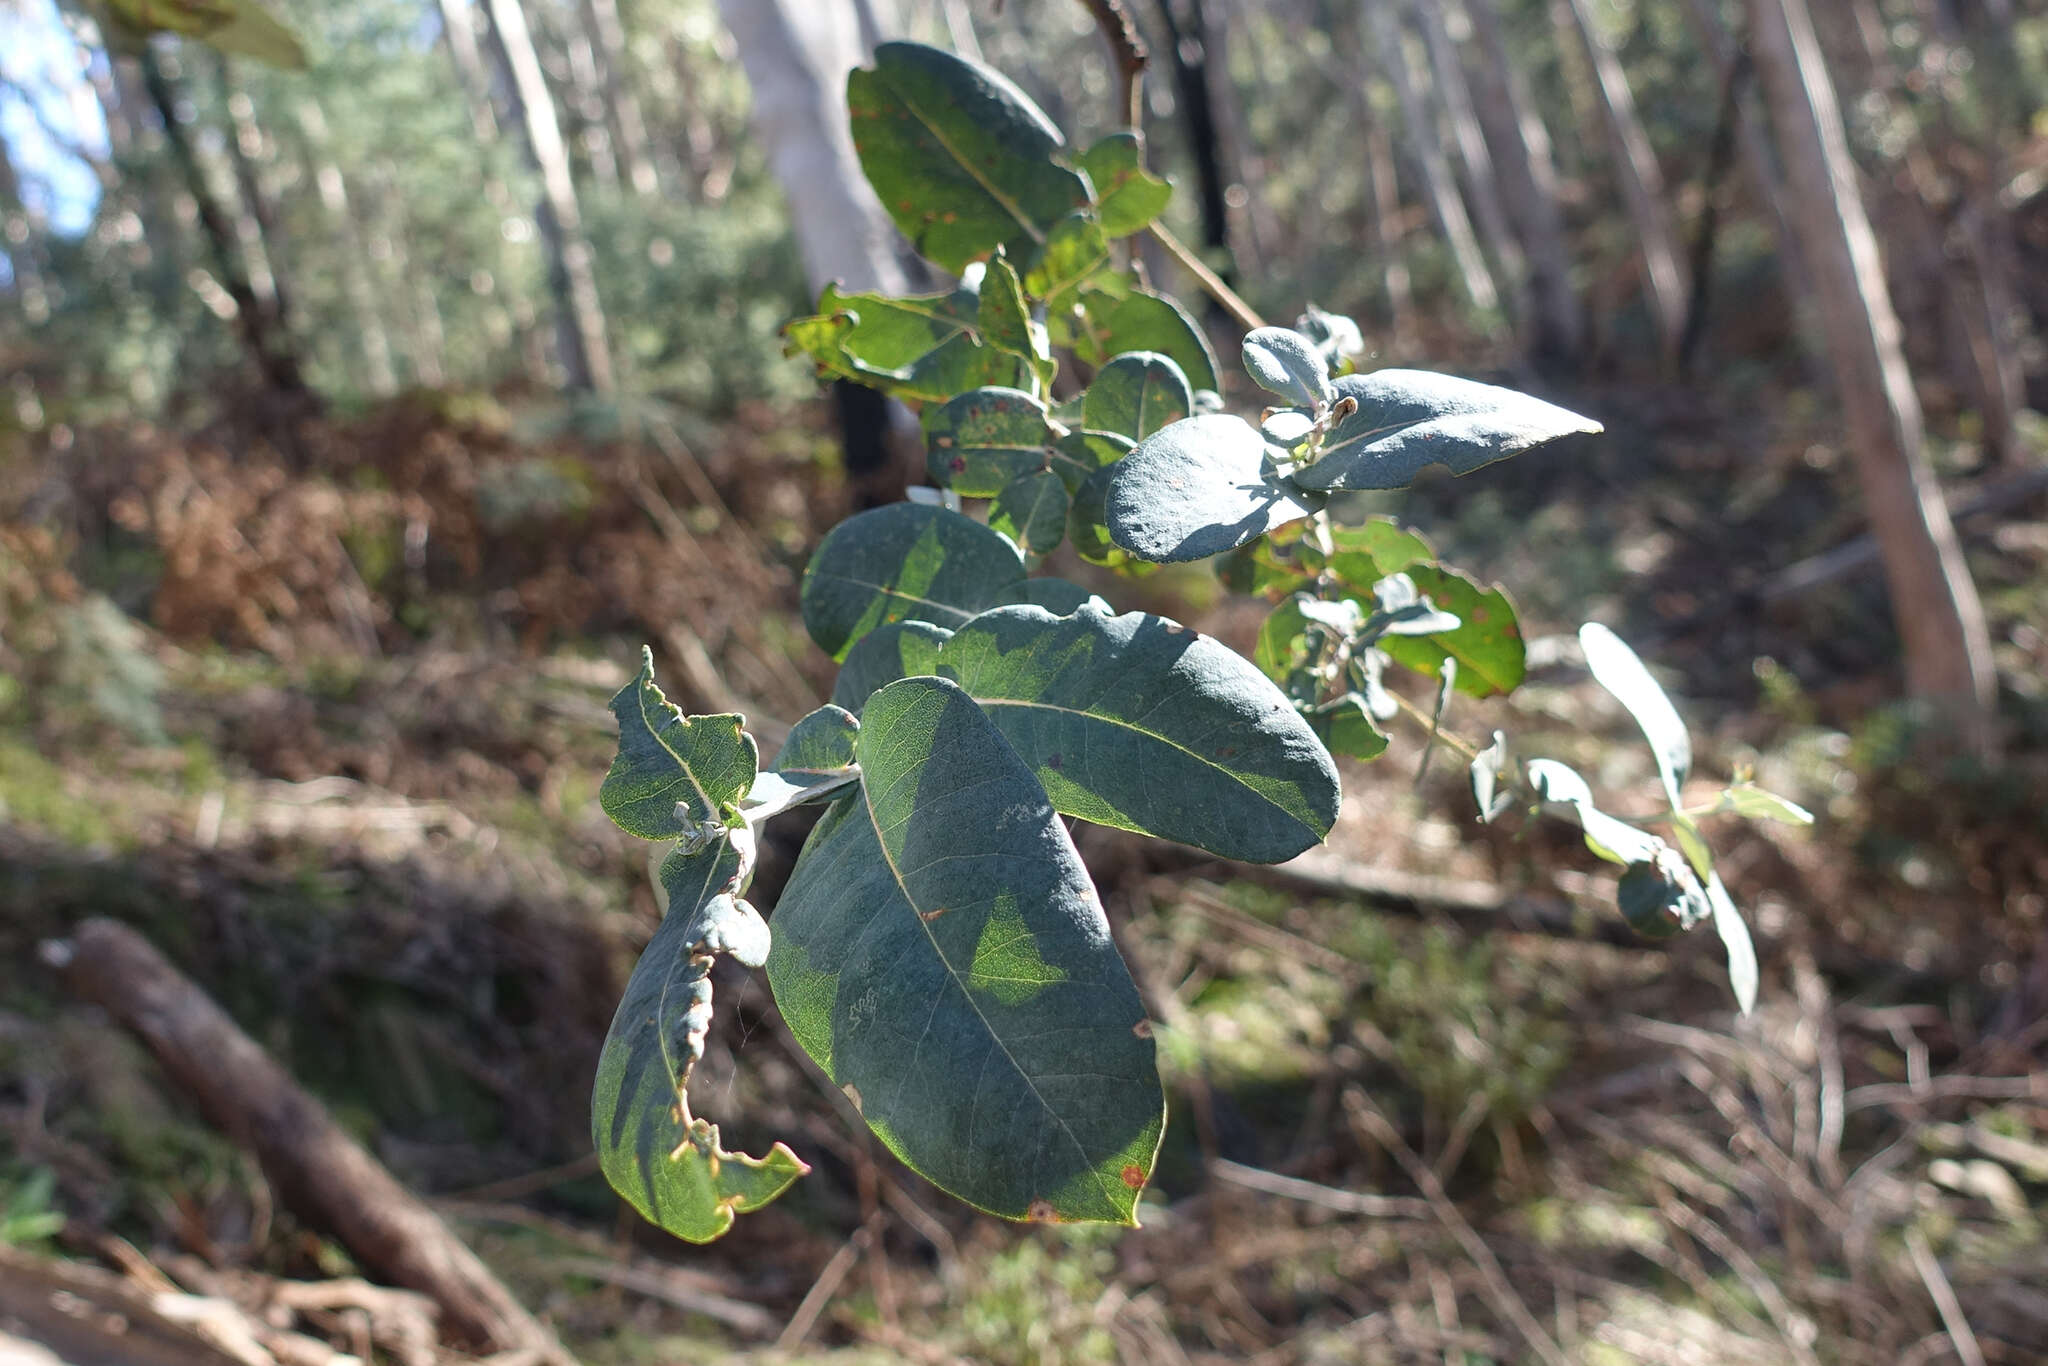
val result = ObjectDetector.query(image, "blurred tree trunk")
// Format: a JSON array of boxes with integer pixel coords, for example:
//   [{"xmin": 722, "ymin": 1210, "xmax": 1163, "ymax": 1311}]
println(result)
[
  {"xmin": 717, "ymin": 0, "xmax": 920, "ymax": 503},
  {"xmin": 1463, "ymin": 0, "xmax": 1581, "ymax": 366},
  {"xmin": 138, "ymin": 48, "xmax": 306, "ymax": 397},
  {"xmin": 1412, "ymin": 1, "xmax": 1524, "ymax": 318},
  {"xmin": 431, "ymin": 0, "xmax": 548, "ymax": 384},
  {"xmin": 1361, "ymin": 0, "xmax": 1500, "ymax": 318},
  {"xmin": 1203, "ymin": 6, "xmax": 1278, "ymax": 277},
  {"xmin": 294, "ymin": 100, "xmax": 397, "ymax": 397},
  {"xmin": 1744, "ymin": 0, "xmax": 1997, "ymax": 737},
  {"xmin": 0, "ymin": 121, "xmax": 52, "ymax": 327},
  {"xmin": 1837, "ymin": 0, "xmax": 2024, "ymax": 464},
  {"xmin": 1559, "ymin": 0, "xmax": 1689, "ymax": 365},
  {"xmin": 580, "ymin": 0, "xmax": 660, "ymax": 195},
  {"xmin": 1151, "ymin": 0, "xmax": 1238, "ymax": 286},
  {"xmin": 481, "ymin": 0, "xmax": 617, "ymax": 393},
  {"xmin": 213, "ymin": 58, "xmax": 291, "ymax": 340}
]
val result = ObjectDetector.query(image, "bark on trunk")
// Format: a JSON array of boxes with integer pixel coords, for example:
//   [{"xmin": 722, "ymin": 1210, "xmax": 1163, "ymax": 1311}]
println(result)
[
  {"xmin": 1362, "ymin": 0, "xmax": 1500, "ymax": 317},
  {"xmin": 1412, "ymin": 0, "xmax": 1526, "ymax": 327},
  {"xmin": 581, "ymin": 0, "xmax": 661, "ymax": 195},
  {"xmin": 295, "ymin": 99, "xmax": 399, "ymax": 396},
  {"xmin": 482, "ymin": 0, "xmax": 617, "ymax": 393},
  {"xmin": 1463, "ymin": 0, "xmax": 1581, "ymax": 365},
  {"xmin": 1744, "ymin": 0, "xmax": 1997, "ymax": 736},
  {"xmin": 1559, "ymin": 0, "xmax": 1689, "ymax": 364}
]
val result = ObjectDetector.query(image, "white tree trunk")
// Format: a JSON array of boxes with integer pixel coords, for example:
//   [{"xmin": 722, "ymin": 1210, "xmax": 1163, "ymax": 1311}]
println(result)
[
  {"xmin": 1745, "ymin": 0, "xmax": 1996, "ymax": 735},
  {"xmin": 716, "ymin": 0, "xmax": 908, "ymax": 297}
]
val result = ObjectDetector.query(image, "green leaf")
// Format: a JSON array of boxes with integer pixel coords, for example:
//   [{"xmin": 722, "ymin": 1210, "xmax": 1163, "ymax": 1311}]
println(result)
[
  {"xmin": 601, "ymin": 648, "xmax": 757, "ymax": 839},
  {"xmin": 1324, "ymin": 518, "xmax": 1435, "ymax": 585},
  {"xmin": 1311, "ymin": 694, "xmax": 1389, "ymax": 763},
  {"xmin": 768, "ymin": 677, "xmax": 1164, "ymax": 1224},
  {"xmin": 1291, "ymin": 371, "xmax": 1603, "ymax": 492},
  {"xmin": 1106, "ymin": 415, "xmax": 1321, "ymax": 563},
  {"xmin": 785, "ymin": 283, "xmax": 1024, "ymax": 404},
  {"xmin": 1023, "ymin": 211, "xmax": 1110, "ymax": 300},
  {"xmin": 802, "ymin": 504, "xmax": 1027, "ymax": 660},
  {"xmin": 1049, "ymin": 429, "xmax": 1132, "ymax": 494},
  {"xmin": 593, "ymin": 842, "xmax": 808, "ymax": 1243},
  {"xmin": 1717, "ymin": 785, "xmax": 1815, "ymax": 826},
  {"xmin": 1069, "ymin": 289, "xmax": 1220, "ymax": 392},
  {"xmin": 1376, "ymin": 566, "xmax": 1526, "ymax": 698},
  {"xmin": 1526, "ymin": 759, "xmax": 1664, "ymax": 866},
  {"xmin": 1253, "ymin": 595, "xmax": 1314, "ymax": 689},
  {"xmin": 848, "ymin": 42, "xmax": 1093, "ymax": 273},
  {"xmin": 938, "ymin": 606, "xmax": 1341, "ymax": 862},
  {"xmin": 1083, "ymin": 352, "xmax": 1192, "ymax": 442},
  {"xmin": 924, "ymin": 388, "xmax": 1055, "ymax": 496},
  {"xmin": 978, "ymin": 253, "xmax": 1053, "ymax": 391},
  {"xmin": 831, "ymin": 620, "xmax": 955, "ymax": 713},
  {"xmin": 1671, "ymin": 812, "xmax": 1714, "ymax": 882},
  {"xmin": 990, "ymin": 472, "xmax": 1070, "ymax": 557},
  {"xmin": 1579, "ymin": 623, "xmax": 1691, "ymax": 810},
  {"xmin": 1078, "ymin": 132, "xmax": 1171, "ymax": 237},
  {"xmin": 1295, "ymin": 305, "xmax": 1363, "ymax": 369},
  {"xmin": 1241, "ymin": 328, "xmax": 1334, "ymax": 409},
  {"xmin": 1068, "ymin": 465, "xmax": 1136, "ymax": 568},
  {"xmin": 1707, "ymin": 871, "xmax": 1759, "ymax": 1015},
  {"xmin": 775, "ymin": 705, "xmax": 861, "ymax": 781},
  {"xmin": 106, "ymin": 0, "xmax": 308, "ymax": 67},
  {"xmin": 1618, "ymin": 856, "xmax": 1705, "ymax": 941}
]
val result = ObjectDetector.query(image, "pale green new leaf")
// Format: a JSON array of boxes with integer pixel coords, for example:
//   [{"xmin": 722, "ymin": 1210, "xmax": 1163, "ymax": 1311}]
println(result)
[{"xmin": 601, "ymin": 648, "xmax": 756, "ymax": 839}]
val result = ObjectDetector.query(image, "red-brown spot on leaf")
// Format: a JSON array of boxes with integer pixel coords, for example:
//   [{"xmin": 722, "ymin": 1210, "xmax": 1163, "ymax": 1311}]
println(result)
[
  {"xmin": 1132, "ymin": 1018, "xmax": 1153, "ymax": 1038},
  {"xmin": 919, "ymin": 906, "xmax": 949, "ymax": 922},
  {"xmin": 1121, "ymin": 1164, "xmax": 1147, "ymax": 1189},
  {"xmin": 1027, "ymin": 1199, "xmax": 1058, "ymax": 1222}
]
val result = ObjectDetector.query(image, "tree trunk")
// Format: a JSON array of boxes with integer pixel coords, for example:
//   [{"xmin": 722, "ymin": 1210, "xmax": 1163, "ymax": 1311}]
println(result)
[
  {"xmin": 1744, "ymin": 0, "xmax": 1996, "ymax": 736},
  {"xmin": 1151, "ymin": 0, "xmax": 1238, "ymax": 285},
  {"xmin": 1413, "ymin": 0, "xmax": 1525, "ymax": 326},
  {"xmin": 482, "ymin": 0, "xmax": 617, "ymax": 393},
  {"xmin": 294, "ymin": 99, "xmax": 398, "ymax": 396},
  {"xmin": 581, "ymin": 0, "xmax": 661, "ymax": 195},
  {"xmin": 1362, "ymin": 0, "xmax": 1500, "ymax": 318},
  {"xmin": 1559, "ymin": 0, "xmax": 1689, "ymax": 365},
  {"xmin": 138, "ymin": 48, "xmax": 307, "ymax": 397},
  {"xmin": 1463, "ymin": 0, "xmax": 1581, "ymax": 365},
  {"xmin": 213, "ymin": 57, "xmax": 291, "ymax": 337},
  {"xmin": 717, "ymin": 0, "xmax": 920, "ymax": 502}
]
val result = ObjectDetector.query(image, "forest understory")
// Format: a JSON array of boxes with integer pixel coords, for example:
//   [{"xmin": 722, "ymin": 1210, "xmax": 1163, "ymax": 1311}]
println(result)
[{"xmin": 3, "ymin": 375, "xmax": 2045, "ymax": 1365}]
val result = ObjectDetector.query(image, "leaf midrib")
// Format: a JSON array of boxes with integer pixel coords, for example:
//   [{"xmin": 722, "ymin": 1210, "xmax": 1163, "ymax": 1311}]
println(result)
[
  {"xmin": 856, "ymin": 741, "xmax": 1114, "ymax": 1212},
  {"xmin": 888, "ymin": 83, "xmax": 1048, "ymax": 248}
]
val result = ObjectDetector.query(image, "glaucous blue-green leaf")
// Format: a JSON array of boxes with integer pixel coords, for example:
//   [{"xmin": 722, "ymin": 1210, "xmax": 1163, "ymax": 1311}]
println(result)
[
  {"xmin": 1241, "ymin": 328, "xmax": 1334, "ymax": 409},
  {"xmin": 1049, "ymin": 429, "xmax": 1132, "ymax": 493},
  {"xmin": 1069, "ymin": 289, "xmax": 1220, "ymax": 392},
  {"xmin": 768, "ymin": 677, "xmax": 1163, "ymax": 1224},
  {"xmin": 1016, "ymin": 578, "xmax": 1105, "ymax": 614},
  {"xmin": 1707, "ymin": 871, "xmax": 1759, "ymax": 1015},
  {"xmin": 1526, "ymin": 760, "xmax": 1664, "ymax": 866},
  {"xmin": 785, "ymin": 283, "xmax": 1025, "ymax": 403},
  {"xmin": 1106, "ymin": 415, "xmax": 1321, "ymax": 563},
  {"xmin": 831, "ymin": 620, "xmax": 954, "ymax": 713},
  {"xmin": 1578, "ymin": 623, "xmax": 1690, "ymax": 809},
  {"xmin": 1083, "ymin": 352, "xmax": 1191, "ymax": 442},
  {"xmin": 1290, "ymin": 371, "xmax": 1603, "ymax": 492},
  {"xmin": 1618, "ymin": 857, "xmax": 1700, "ymax": 940},
  {"xmin": 1296, "ymin": 305, "xmax": 1363, "ymax": 369},
  {"xmin": 1471, "ymin": 730, "xmax": 1512, "ymax": 822},
  {"xmin": 593, "ymin": 841, "xmax": 808, "ymax": 1242},
  {"xmin": 1024, "ymin": 211, "xmax": 1110, "ymax": 300},
  {"xmin": 937, "ymin": 606, "xmax": 1340, "ymax": 861},
  {"xmin": 1376, "ymin": 566, "xmax": 1526, "ymax": 698},
  {"xmin": 848, "ymin": 42, "xmax": 1092, "ymax": 273},
  {"xmin": 1715, "ymin": 785, "xmax": 1815, "ymax": 825},
  {"xmin": 990, "ymin": 471, "xmax": 1070, "ymax": 557},
  {"xmin": 601, "ymin": 648, "xmax": 757, "ymax": 839},
  {"xmin": 924, "ymin": 388, "xmax": 1054, "ymax": 496},
  {"xmin": 802, "ymin": 504, "xmax": 1027, "ymax": 660},
  {"xmin": 1068, "ymin": 465, "xmax": 1137, "ymax": 569},
  {"xmin": 1262, "ymin": 410, "xmax": 1316, "ymax": 444},
  {"xmin": 775, "ymin": 705, "xmax": 861, "ymax": 781},
  {"xmin": 1078, "ymin": 132, "xmax": 1171, "ymax": 237}
]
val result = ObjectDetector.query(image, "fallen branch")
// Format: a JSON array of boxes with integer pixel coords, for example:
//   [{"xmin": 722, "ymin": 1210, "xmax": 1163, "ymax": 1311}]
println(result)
[{"xmin": 46, "ymin": 918, "xmax": 569, "ymax": 1363}]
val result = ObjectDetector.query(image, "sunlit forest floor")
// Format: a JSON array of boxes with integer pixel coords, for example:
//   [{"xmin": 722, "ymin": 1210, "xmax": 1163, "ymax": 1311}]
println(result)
[{"xmin": 4, "ymin": 376, "xmax": 2047, "ymax": 1364}]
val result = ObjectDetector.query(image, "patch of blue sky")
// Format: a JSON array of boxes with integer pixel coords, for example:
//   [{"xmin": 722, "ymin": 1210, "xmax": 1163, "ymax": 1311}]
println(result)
[{"xmin": 0, "ymin": 0, "xmax": 111, "ymax": 238}]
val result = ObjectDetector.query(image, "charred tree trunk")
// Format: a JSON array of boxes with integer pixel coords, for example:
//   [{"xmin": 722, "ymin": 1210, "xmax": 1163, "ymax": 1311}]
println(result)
[
  {"xmin": 1745, "ymin": 0, "xmax": 1997, "ymax": 740},
  {"xmin": 138, "ymin": 48, "xmax": 307, "ymax": 397}
]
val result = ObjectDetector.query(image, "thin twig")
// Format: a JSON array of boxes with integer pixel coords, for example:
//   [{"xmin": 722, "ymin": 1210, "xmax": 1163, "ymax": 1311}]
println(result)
[
  {"xmin": 776, "ymin": 1229, "xmax": 868, "ymax": 1352},
  {"xmin": 1904, "ymin": 1230, "xmax": 1987, "ymax": 1366},
  {"xmin": 1146, "ymin": 220, "xmax": 1265, "ymax": 333},
  {"xmin": 1074, "ymin": 0, "xmax": 1148, "ymax": 129},
  {"xmin": 1209, "ymin": 1158, "xmax": 1430, "ymax": 1220},
  {"xmin": 1344, "ymin": 1089, "xmax": 1570, "ymax": 1366}
]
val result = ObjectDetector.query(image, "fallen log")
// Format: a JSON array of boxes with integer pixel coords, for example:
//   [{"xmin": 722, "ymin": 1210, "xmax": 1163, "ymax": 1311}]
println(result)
[{"xmin": 45, "ymin": 918, "xmax": 568, "ymax": 1363}]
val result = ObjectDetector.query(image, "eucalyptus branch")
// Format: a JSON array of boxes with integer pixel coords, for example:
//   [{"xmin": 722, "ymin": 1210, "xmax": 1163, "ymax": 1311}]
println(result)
[{"xmin": 1147, "ymin": 220, "xmax": 1266, "ymax": 333}]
